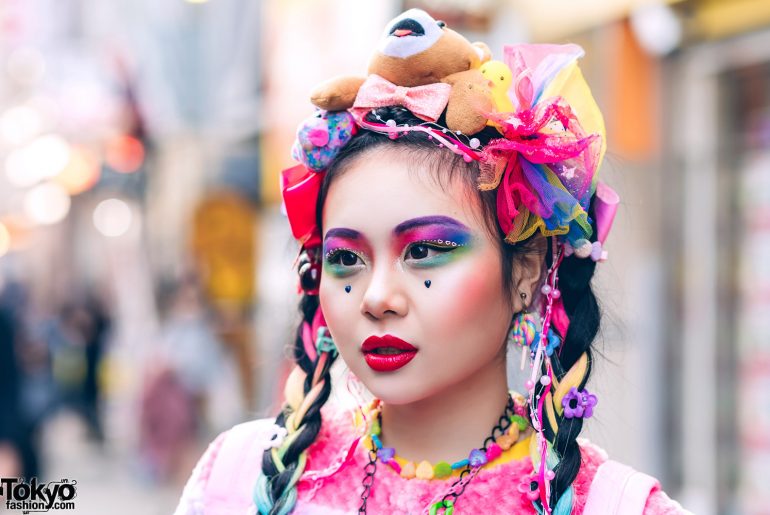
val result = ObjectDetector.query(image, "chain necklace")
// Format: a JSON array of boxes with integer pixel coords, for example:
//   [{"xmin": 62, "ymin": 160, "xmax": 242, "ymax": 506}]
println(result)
[{"xmin": 358, "ymin": 395, "xmax": 517, "ymax": 514}]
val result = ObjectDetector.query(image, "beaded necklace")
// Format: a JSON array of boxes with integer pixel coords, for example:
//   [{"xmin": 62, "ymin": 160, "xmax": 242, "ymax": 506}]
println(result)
[{"xmin": 357, "ymin": 394, "xmax": 528, "ymax": 514}]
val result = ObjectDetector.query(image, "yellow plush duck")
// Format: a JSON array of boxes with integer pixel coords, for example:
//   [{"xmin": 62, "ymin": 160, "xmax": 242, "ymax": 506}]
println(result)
[{"xmin": 480, "ymin": 60, "xmax": 514, "ymax": 129}]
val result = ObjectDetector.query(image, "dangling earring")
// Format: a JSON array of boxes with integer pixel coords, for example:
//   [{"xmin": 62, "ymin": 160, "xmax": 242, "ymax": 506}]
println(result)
[{"xmin": 508, "ymin": 295, "xmax": 538, "ymax": 370}]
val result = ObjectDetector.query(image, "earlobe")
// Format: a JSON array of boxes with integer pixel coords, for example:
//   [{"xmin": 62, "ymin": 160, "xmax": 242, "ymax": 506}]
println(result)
[{"xmin": 510, "ymin": 239, "xmax": 547, "ymax": 311}]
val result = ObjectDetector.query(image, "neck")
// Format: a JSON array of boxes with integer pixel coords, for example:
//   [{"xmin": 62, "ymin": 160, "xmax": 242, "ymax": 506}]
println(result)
[{"xmin": 378, "ymin": 354, "xmax": 510, "ymax": 464}]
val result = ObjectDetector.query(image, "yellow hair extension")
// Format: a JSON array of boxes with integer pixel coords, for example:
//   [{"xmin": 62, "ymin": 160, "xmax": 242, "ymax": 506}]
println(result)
[
  {"xmin": 292, "ymin": 381, "xmax": 326, "ymax": 428},
  {"xmin": 284, "ymin": 365, "xmax": 307, "ymax": 412},
  {"xmin": 545, "ymin": 391, "xmax": 559, "ymax": 436},
  {"xmin": 553, "ymin": 353, "xmax": 589, "ymax": 416}
]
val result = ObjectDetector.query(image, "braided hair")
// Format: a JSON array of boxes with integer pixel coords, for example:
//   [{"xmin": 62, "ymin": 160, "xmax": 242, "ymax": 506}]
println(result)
[{"xmin": 256, "ymin": 107, "xmax": 600, "ymax": 513}]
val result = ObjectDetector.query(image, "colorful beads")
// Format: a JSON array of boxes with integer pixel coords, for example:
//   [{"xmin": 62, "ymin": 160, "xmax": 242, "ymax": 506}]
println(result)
[
  {"xmin": 400, "ymin": 461, "xmax": 416, "ymax": 479},
  {"xmin": 450, "ymin": 459, "xmax": 469, "ymax": 470},
  {"xmin": 370, "ymin": 418, "xmax": 381, "ymax": 436},
  {"xmin": 468, "ymin": 449, "xmax": 488, "ymax": 467},
  {"xmin": 485, "ymin": 443, "xmax": 502, "ymax": 461},
  {"xmin": 416, "ymin": 460, "xmax": 435, "ymax": 480},
  {"xmin": 496, "ymin": 434, "xmax": 515, "ymax": 450},
  {"xmin": 511, "ymin": 414, "xmax": 529, "ymax": 432},
  {"xmin": 434, "ymin": 461, "xmax": 452, "ymax": 478},
  {"xmin": 377, "ymin": 447, "xmax": 395, "ymax": 462},
  {"xmin": 429, "ymin": 499, "xmax": 455, "ymax": 515},
  {"xmin": 507, "ymin": 424, "xmax": 520, "ymax": 441},
  {"xmin": 371, "ymin": 434, "xmax": 383, "ymax": 449}
]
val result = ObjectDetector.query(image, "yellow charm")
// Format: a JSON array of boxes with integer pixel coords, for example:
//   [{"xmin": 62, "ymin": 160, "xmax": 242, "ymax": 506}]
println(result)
[
  {"xmin": 416, "ymin": 460, "xmax": 435, "ymax": 480},
  {"xmin": 400, "ymin": 461, "xmax": 416, "ymax": 479},
  {"xmin": 507, "ymin": 423, "xmax": 520, "ymax": 441},
  {"xmin": 496, "ymin": 433, "xmax": 515, "ymax": 451}
]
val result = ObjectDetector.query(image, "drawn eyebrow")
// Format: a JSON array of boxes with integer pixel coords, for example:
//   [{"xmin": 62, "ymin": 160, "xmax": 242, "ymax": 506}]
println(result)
[
  {"xmin": 324, "ymin": 228, "xmax": 363, "ymax": 241},
  {"xmin": 392, "ymin": 216, "xmax": 470, "ymax": 235}
]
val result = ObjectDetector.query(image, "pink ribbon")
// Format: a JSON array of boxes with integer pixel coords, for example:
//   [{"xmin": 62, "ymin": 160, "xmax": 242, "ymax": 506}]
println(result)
[{"xmin": 352, "ymin": 74, "xmax": 452, "ymax": 123}]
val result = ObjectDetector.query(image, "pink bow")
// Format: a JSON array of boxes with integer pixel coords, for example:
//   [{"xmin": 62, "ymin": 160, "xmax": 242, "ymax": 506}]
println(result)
[
  {"xmin": 281, "ymin": 164, "xmax": 324, "ymax": 248},
  {"xmin": 352, "ymin": 74, "xmax": 452, "ymax": 123}
]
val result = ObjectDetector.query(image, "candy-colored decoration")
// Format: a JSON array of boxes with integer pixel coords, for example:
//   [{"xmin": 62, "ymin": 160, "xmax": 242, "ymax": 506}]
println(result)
[
  {"xmin": 496, "ymin": 434, "xmax": 515, "ymax": 451},
  {"xmin": 480, "ymin": 60, "xmax": 514, "ymax": 118},
  {"xmin": 485, "ymin": 443, "xmax": 502, "ymax": 462},
  {"xmin": 507, "ymin": 424, "xmax": 520, "ymax": 441},
  {"xmin": 433, "ymin": 461, "xmax": 452, "ymax": 478},
  {"xmin": 291, "ymin": 111, "xmax": 356, "ymax": 172},
  {"xmin": 416, "ymin": 460, "xmax": 435, "ymax": 480},
  {"xmin": 468, "ymin": 448, "xmax": 488, "ymax": 467},
  {"xmin": 511, "ymin": 415, "xmax": 529, "ymax": 432},
  {"xmin": 451, "ymin": 459, "xmax": 470, "ymax": 470},
  {"xmin": 400, "ymin": 461, "xmax": 416, "ymax": 479}
]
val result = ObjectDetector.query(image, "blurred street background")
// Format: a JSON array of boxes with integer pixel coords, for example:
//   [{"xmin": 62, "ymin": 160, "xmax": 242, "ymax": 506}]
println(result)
[{"xmin": 0, "ymin": 0, "xmax": 769, "ymax": 514}]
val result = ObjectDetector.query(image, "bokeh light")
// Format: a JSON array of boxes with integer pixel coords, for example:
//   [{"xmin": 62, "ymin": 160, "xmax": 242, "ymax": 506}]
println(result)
[
  {"xmin": 93, "ymin": 198, "xmax": 132, "ymax": 237},
  {"xmin": 0, "ymin": 105, "xmax": 43, "ymax": 145},
  {"xmin": 105, "ymin": 135, "xmax": 145, "ymax": 173},
  {"xmin": 5, "ymin": 134, "xmax": 72, "ymax": 187},
  {"xmin": 23, "ymin": 182, "xmax": 71, "ymax": 225},
  {"xmin": 54, "ymin": 145, "xmax": 101, "ymax": 195},
  {"xmin": 6, "ymin": 47, "xmax": 46, "ymax": 84}
]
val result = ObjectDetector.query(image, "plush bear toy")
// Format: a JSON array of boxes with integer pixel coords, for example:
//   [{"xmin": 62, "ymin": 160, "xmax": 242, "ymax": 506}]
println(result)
[{"xmin": 309, "ymin": 9, "xmax": 495, "ymax": 135}]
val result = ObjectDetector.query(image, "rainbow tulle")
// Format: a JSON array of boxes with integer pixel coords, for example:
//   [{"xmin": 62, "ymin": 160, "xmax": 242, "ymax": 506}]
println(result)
[{"xmin": 479, "ymin": 44, "xmax": 606, "ymax": 246}]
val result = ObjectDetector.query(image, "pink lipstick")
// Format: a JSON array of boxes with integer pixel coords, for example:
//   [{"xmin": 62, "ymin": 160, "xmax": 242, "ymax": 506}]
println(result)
[{"xmin": 361, "ymin": 335, "xmax": 418, "ymax": 372}]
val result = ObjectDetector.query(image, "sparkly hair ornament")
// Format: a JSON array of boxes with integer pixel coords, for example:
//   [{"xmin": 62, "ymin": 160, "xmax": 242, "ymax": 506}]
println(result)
[{"xmin": 274, "ymin": 9, "xmax": 621, "ymax": 515}]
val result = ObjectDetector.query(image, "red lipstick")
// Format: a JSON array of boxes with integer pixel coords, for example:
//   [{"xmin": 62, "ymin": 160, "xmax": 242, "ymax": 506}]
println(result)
[{"xmin": 361, "ymin": 335, "xmax": 418, "ymax": 372}]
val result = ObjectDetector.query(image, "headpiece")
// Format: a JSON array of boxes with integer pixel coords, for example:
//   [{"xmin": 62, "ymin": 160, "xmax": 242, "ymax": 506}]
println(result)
[{"xmin": 278, "ymin": 8, "xmax": 619, "ymax": 514}]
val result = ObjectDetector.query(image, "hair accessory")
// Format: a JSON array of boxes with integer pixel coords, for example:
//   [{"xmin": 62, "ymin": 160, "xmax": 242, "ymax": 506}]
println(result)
[
  {"xmin": 315, "ymin": 326, "xmax": 337, "ymax": 356},
  {"xmin": 292, "ymin": 110, "xmax": 357, "ymax": 172},
  {"xmin": 561, "ymin": 387, "xmax": 597, "ymax": 419},
  {"xmin": 352, "ymin": 74, "xmax": 452, "ymax": 123},
  {"xmin": 297, "ymin": 247, "xmax": 321, "ymax": 295}
]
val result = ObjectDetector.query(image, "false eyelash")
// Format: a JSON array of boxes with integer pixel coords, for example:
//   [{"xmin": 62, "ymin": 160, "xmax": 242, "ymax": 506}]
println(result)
[{"xmin": 325, "ymin": 247, "xmax": 364, "ymax": 263}]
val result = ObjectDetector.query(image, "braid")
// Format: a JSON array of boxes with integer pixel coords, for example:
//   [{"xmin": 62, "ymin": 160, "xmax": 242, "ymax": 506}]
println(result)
[
  {"xmin": 255, "ymin": 258, "xmax": 338, "ymax": 515},
  {"xmin": 536, "ymin": 200, "xmax": 601, "ymax": 510}
]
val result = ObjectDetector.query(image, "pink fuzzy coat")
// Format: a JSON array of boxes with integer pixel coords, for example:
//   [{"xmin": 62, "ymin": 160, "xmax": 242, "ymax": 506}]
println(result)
[{"xmin": 174, "ymin": 407, "xmax": 689, "ymax": 514}]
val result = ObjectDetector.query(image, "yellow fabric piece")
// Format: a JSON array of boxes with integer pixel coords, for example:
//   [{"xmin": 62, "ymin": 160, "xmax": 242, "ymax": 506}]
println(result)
[{"xmin": 541, "ymin": 62, "xmax": 607, "ymax": 182}]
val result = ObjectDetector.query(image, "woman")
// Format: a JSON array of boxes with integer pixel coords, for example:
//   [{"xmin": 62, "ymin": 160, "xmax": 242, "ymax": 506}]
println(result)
[{"xmin": 175, "ymin": 9, "xmax": 688, "ymax": 514}]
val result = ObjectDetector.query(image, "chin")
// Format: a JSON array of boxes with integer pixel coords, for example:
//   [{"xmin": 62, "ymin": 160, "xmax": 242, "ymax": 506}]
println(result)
[{"xmin": 356, "ymin": 368, "xmax": 441, "ymax": 405}]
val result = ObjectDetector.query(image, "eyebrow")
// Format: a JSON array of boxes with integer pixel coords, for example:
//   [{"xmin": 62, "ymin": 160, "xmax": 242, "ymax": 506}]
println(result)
[
  {"xmin": 324, "ymin": 228, "xmax": 363, "ymax": 241},
  {"xmin": 392, "ymin": 216, "xmax": 470, "ymax": 235}
]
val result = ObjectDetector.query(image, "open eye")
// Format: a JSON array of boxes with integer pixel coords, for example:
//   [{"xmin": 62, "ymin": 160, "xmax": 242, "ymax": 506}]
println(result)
[
  {"xmin": 326, "ymin": 249, "xmax": 363, "ymax": 268},
  {"xmin": 404, "ymin": 242, "xmax": 457, "ymax": 262}
]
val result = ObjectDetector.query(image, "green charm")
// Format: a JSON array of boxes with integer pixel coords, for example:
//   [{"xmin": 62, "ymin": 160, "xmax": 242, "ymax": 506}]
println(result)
[
  {"xmin": 429, "ymin": 499, "xmax": 455, "ymax": 515},
  {"xmin": 510, "ymin": 414, "xmax": 528, "ymax": 431},
  {"xmin": 433, "ymin": 461, "xmax": 452, "ymax": 478},
  {"xmin": 315, "ymin": 327, "xmax": 337, "ymax": 356}
]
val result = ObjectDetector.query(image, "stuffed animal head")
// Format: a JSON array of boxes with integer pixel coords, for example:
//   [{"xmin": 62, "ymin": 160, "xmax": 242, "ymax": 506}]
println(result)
[{"xmin": 368, "ymin": 9, "xmax": 491, "ymax": 87}]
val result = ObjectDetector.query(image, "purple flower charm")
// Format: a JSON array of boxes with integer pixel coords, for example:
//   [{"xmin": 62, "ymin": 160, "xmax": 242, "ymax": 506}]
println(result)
[
  {"xmin": 377, "ymin": 447, "xmax": 396, "ymax": 463},
  {"xmin": 561, "ymin": 386, "xmax": 598, "ymax": 419}
]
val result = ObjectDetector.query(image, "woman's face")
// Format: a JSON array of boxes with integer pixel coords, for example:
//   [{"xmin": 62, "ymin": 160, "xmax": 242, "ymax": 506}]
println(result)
[{"xmin": 319, "ymin": 146, "xmax": 529, "ymax": 404}]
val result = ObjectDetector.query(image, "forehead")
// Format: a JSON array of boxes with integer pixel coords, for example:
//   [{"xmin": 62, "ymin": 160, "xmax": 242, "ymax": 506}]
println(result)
[{"xmin": 321, "ymin": 147, "xmax": 482, "ymax": 237}]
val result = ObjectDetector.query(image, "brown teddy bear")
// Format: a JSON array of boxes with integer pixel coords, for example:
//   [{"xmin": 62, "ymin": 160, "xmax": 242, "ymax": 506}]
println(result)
[{"xmin": 309, "ymin": 9, "xmax": 494, "ymax": 135}]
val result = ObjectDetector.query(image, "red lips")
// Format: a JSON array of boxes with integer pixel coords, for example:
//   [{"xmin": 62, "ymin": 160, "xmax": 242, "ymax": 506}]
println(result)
[{"xmin": 361, "ymin": 335, "xmax": 418, "ymax": 372}]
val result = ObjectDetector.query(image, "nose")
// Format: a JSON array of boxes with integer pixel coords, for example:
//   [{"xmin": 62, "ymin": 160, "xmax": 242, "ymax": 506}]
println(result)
[{"xmin": 360, "ymin": 263, "xmax": 409, "ymax": 320}]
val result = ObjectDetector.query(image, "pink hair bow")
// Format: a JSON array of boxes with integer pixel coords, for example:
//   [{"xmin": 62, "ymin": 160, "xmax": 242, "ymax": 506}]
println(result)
[
  {"xmin": 352, "ymin": 74, "xmax": 452, "ymax": 123},
  {"xmin": 281, "ymin": 164, "xmax": 324, "ymax": 248}
]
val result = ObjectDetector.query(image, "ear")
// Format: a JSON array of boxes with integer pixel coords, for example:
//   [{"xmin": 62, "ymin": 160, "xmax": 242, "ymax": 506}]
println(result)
[
  {"xmin": 472, "ymin": 42, "xmax": 492, "ymax": 64},
  {"xmin": 510, "ymin": 237, "xmax": 547, "ymax": 312}
]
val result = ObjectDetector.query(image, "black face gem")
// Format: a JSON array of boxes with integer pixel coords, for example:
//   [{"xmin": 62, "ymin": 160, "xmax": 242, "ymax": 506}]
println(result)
[
  {"xmin": 424, "ymin": 280, "xmax": 431, "ymax": 289},
  {"xmin": 437, "ymin": 20, "xmax": 446, "ymax": 28},
  {"xmin": 345, "ymin": 285, "xmax": 352, "ymax": 293}
]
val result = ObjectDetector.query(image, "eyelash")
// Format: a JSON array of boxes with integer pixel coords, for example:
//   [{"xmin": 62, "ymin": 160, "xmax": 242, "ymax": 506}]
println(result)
[{"xmin": 325, "ymin": 239, "xmax": 463, "ymax": 266}]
